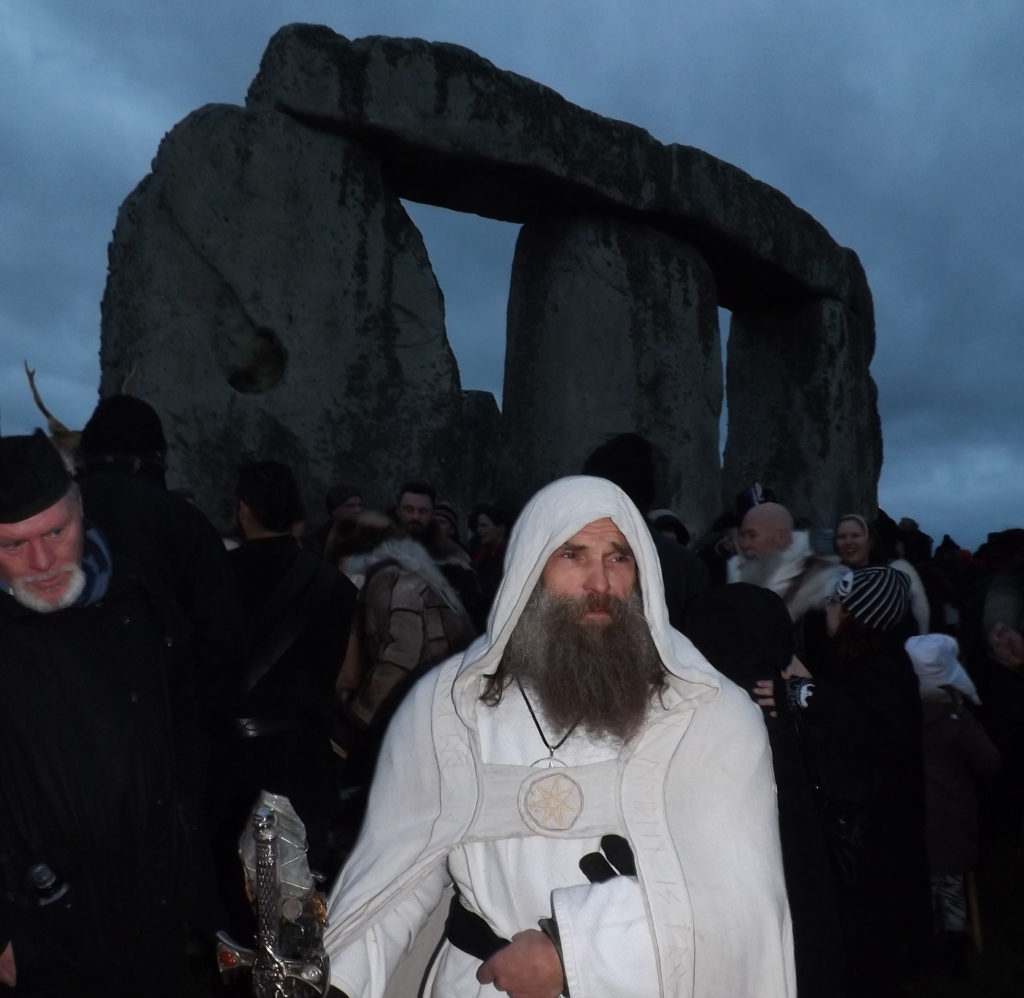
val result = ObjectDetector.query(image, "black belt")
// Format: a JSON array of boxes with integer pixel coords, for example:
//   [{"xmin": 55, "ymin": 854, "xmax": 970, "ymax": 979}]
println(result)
[
  {"xmin": 444, "ymin": 894, "xmax": 509, "ymax": 961},
  {"xmin": 232, "ymin": 715, "xmax": 317, "ymax": 738}
]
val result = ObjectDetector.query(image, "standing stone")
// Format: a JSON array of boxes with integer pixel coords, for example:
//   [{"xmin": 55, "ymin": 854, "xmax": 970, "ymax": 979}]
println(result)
[
  {"xmin": 100, "ymin": 103, "xmax": 465, "ymax": 527},
  {"xmin": 500, "ymin": 215, "xmax": 722, "ymax": 528},
  {"xmin": 461, "ymin": 389, "xmax": 502, "ymax": 504},
  {"xmin": 722, "ymin": 287, "xmax": 881, "ymax": 526}
]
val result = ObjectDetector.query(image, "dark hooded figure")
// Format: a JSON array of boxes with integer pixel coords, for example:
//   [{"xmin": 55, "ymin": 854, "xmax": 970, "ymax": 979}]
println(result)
[
  {"xmin": 581, "ymin": 433, "xmax": 709, "ymax": 629},
  {"xmin": 76, "ymin": 395, "xmax": 245, "ymax": 709},
  {"xmin": 685, "ymin": 584, "xmax": 845, "ymax": 998}
]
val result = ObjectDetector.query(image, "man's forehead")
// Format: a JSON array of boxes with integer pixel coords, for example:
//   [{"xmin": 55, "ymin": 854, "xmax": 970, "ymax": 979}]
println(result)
[
  {"xmin": 743, "ymin": 502, "xmax": 791, "ymax": 531},
  {"xmin": 742, "ymin": 507, "xmax": 773, "ymax": 531},
  {"xmin": 400, "ymin": 492, "xmax": 432, "ymax": 506},
  {"xmin": 0, "ymin": 495, "xmax": 78, "ymax": 539},
  {"xmin": 558, "ymin": 517, "xmax": 631, "ymax": 548}
]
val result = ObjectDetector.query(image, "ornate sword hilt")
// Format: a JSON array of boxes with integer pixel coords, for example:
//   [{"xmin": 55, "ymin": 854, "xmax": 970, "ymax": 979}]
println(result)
[{"xmin": 216, "ymin": 803, "xmax": 330, "ymax": 997}]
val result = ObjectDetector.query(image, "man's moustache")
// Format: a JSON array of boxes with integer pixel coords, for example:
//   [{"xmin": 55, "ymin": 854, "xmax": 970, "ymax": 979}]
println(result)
[{"xmin": 570, "ymin": 593, "xmax": 622, "ymax": 619}]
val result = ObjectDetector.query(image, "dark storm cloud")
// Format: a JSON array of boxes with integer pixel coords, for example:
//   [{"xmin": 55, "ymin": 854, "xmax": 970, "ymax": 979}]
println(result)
[{"xmin": 2, "ymin": 1, "xmax": 1021, "ymax": 549}]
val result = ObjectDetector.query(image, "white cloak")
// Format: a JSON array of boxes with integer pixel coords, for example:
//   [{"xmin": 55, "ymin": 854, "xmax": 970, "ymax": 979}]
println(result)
[{"xmin": 325, "ymin": 476, "xmax": 795, "ymax": 997}]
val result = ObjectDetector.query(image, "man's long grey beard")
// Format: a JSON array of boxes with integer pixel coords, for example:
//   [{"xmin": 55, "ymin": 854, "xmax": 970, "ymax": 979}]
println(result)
[
  {"xmin": 734, "ymin": 549, "xmax": 784, "ymax": 588},
  {"xmin": 499, "ymin": 584, "xmax": 666, "ymax": 745}
]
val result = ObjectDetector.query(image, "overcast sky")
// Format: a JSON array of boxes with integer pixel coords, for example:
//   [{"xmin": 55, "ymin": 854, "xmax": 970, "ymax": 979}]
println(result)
[{"xmin": 2, "ymin": 1, "xmax": 1021, "ymax": 551}]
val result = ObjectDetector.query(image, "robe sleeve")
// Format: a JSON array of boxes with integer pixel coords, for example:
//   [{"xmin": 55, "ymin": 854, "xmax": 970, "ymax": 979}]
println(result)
[
  {"xmin": 325, "ymin": 662, "xmax": 471, "ymax": 995},
  {"xmin": 330, "ymin": 865, "xmax": 449, "ymax": 998},
  {"xmin": 551, "ymin": 875, "xmax": 660, "ymax": 997}
]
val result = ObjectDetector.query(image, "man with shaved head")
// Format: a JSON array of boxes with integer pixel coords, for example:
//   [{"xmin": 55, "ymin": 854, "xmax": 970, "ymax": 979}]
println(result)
[{"xmin": 728, "ymin": 501, "xmax": 845, "ymax": 623}]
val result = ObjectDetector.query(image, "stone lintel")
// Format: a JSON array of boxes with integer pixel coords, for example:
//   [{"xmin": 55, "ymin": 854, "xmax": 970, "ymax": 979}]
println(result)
[{"xmin": 247, "ymin": 23, "xmax": 851, "ymax": 310}]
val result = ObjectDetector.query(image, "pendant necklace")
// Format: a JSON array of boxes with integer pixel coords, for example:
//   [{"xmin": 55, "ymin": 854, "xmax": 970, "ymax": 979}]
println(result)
[{"xmin": 516, "ymin": 677, "xmax": 581, "ymax": 768}]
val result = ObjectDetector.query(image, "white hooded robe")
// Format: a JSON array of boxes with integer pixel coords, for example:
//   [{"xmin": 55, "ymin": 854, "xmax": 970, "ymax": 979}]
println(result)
[{"xmin": 324, "ymin": 476, "xmax": 795, "ymax": 997}]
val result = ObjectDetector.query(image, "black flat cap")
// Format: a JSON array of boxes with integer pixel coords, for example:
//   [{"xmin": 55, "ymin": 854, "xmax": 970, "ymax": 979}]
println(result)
[{"xmin": 0, "ymin": 429, "xmax": 72, "ymax": 524}]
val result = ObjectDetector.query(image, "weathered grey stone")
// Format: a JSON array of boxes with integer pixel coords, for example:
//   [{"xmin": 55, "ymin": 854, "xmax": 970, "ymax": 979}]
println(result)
[
  {"xmin": 100, "ymin": 103, "xmax": 467, "ymax": 527},
  {"xmin": 246, "ymin": 23, "xmax": 849, "ymax": 310},
  {"xmin": 500, "ymin": 214, "xmax": 722, "ymax": 528},
  {"xmin": 98, "ymin": 26, "xmax": 881, "ymax": 535},
  {"xmin": 460, "ymin": 388, "xmax": 502, "ymax": 503},
  {"xmin": 721, "ymin": 289, "xmax": 881, "ymax": 527}
]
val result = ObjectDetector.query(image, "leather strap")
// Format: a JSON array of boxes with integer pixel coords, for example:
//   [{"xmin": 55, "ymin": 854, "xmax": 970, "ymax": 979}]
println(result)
[{"xmin": 241, "ymin": 550, "xmax": 339, "ymax": 693}]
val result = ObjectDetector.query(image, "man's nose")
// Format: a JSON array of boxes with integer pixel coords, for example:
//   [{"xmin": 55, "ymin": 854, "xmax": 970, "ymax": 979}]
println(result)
[
  {"xmin": 26, "ymin": 538, "xmax": 56, "ymax": 573},
  {"xmin": 583, "ymin": 562, "xmax": 611, "ymax": 594}
]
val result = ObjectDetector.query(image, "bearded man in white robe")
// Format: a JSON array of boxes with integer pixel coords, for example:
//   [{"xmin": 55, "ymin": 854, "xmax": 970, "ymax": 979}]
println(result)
[{"xmin": 324, "ymin": 476, "xmax": 795, "ymax": 998}]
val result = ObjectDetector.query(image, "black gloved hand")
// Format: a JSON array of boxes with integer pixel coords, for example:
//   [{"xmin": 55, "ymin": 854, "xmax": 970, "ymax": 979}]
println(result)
[{"xmin": 579, "ymin": 834, "xmax": 636, "ymax": 883}]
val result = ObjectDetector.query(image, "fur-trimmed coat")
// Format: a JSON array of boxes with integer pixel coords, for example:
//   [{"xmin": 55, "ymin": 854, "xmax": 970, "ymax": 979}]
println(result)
[
  {"xmin": 345, "ymin": 537, "xmax": 475, "ymax": 728},
  {"xmin": 727, "ymin": 531, "xmax": 846, "ymax": 623}
]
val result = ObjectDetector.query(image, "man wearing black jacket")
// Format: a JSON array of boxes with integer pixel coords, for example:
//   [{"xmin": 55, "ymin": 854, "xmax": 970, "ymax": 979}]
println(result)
[
  {"xmin": 0, "ymin": 430, "xmax": 199, "ymax": 995},
  {"xmin": 218, "ymin": 461, "xmax": 357, "ymax": 926}
]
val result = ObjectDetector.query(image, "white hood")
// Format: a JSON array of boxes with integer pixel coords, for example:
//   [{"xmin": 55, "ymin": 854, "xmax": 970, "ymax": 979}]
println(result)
[{"xmin": 452, "ymin": 475, "xmax": 721, "ymax": 719}]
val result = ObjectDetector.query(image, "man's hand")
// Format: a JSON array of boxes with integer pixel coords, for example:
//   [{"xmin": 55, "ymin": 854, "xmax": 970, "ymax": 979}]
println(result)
[
  {"xmin": 752, "ymin": 679, "xmax": 779, "ymax": 717},
  {"xmin": 476, "ymin": 929, "xmax": 564, "ymax": 998},
  {"xmin": 0, "ymin": 941, "xmax": 16, "ymax": 987}
]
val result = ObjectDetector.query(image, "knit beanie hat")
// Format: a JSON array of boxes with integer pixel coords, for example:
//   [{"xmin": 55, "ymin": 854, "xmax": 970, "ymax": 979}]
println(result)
[
  {"xmin": 833, "ymin": 565, "xmax": 910, "ymax": 631},
  {"xmin": 79, "ymin": 395, "xmax": 167, "ymax": 460},
  {"xmin": 905, "ymin": 633, "xmax": 980, "ymax": 704},
  {"xmin": 433, "ymin": 500, "xmax": 460, "ymax": 533},
  {"xmin": 325, "ymin": 482, "xmax": 360, "ymax": 515},
  {"xmin": 0, "ymin": 429, "xmax": 72, "ymax": 523}
]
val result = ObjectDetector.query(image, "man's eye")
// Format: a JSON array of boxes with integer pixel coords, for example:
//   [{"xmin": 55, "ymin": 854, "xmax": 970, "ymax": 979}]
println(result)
[
  {"xmin": 0, "ymin": 541, "xmax": 23, "ymax": 551},
  {"xmin": 560, "ymin": 549, "xmax": 576, "ymax": 559}
]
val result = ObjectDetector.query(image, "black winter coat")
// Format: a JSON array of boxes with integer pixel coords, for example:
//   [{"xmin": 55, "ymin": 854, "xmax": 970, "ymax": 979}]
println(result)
[
  {"xmin": 796, "ymin": 638, "xmax": 931, "ymax": 995},
  {"xmin": 0, "ymin": 565, "xmax": 198, "ymax": 995}
]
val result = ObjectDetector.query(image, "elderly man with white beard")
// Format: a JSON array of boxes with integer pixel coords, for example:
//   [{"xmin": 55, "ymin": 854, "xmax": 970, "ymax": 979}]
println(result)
[
  {"xmin": 728, "ymin": 501, "xmax": 845, "ymax": 624},
  {"xmin": 323, "ymin": 476, "xmax": 794, "ymax": 998},
  {"xmin": 0, "ymin": 429, "xmax": 200, "ymax": 995}
]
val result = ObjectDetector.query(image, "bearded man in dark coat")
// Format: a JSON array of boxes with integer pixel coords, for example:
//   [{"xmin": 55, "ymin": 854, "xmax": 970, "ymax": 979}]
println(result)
[{"xmin": 0, "ymin": 430, "xmax": 200, "ymax": 995}]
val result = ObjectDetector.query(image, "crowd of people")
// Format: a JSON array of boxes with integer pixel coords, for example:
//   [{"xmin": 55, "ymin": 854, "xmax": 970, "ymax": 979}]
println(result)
[{"xmin": 1, "ymin": 407, "xmax": 1022, "ymax": 997}]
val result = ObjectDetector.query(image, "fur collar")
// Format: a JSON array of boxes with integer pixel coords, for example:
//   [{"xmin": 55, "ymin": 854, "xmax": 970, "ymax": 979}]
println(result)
[
  {"xmin": 727, "ymin": 531, "xmax": 845, "ymax": 621},
  {"xmin": 344, "ymin": 536, "xmax": 466, "ymax": 614}
]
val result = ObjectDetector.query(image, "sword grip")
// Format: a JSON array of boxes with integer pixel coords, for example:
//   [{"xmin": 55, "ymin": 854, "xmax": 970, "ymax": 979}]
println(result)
[{"xmin": 252, "ymin": 807, "xmax": 286, "ymax": 994}]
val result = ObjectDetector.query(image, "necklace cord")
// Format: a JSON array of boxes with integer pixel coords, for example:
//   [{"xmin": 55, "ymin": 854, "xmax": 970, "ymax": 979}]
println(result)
[{"xmin": 516, "ymin": 677, "xmax": 582, "ymax": 755}]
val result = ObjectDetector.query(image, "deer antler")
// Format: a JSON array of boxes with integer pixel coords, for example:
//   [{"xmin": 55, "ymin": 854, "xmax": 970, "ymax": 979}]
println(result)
[
  {"xmin": 120, "ymin": 363, "xmax": 139, "ymax": 395},
  {"xmin": 25, "ymin": 361, "xmax": 59, "ymax": 425},
  {"xmin": 24, "ymin": 361, "xmax": 81, "ymax": 460}
]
